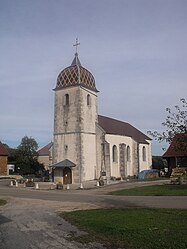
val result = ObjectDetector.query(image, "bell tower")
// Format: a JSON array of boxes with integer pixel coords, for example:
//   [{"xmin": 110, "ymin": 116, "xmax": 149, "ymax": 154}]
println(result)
[{"xmin": 53, "ymin": 40, "xmax": 98, "ymax": 183}]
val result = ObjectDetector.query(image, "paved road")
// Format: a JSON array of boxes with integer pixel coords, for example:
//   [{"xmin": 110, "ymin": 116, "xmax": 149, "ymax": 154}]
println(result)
[
  {"xmin": 0, "ymin": 198, "xmax": 104, "ymax": 249},
  {"xmin": 0, "ymin": 179, "xmax": 187, "ymax": 209},
  {"xmin": 0, "ymin": 180, "xmax": 187, "ymax": 249}
]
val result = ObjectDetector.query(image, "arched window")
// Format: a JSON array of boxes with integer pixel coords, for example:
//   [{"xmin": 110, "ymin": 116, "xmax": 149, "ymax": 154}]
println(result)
[
  {"xmin": 127, "ymin": 146, "xmax": 131, "ymax": 161},
  {"xmin": 112, "ymin": 145, "xmax": 118, "ymax": 163},
  {"xmin": 87, "ymin": 94, "xmax": 91, "ymax": 106},
  {"xmin": 143, "ymin": 146, "xmax": 146, "ymax": 161},
  {"xmin": 65, "ymin": 94, "xmax": 69, "ymax": 105}
]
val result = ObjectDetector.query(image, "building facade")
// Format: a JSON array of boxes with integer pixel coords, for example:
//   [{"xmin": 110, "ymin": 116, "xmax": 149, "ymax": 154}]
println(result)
[
  {"xmin": 37, "ymin": 142, "xmax": 53, "ymax": 170},
  {"xmin": 0, "ymin": 143, "xmax": 8, "ymax": 176},
  {"xmin": 51, "ymin": 51, "xmax": 152, "ymax": 184},
  {"xmin": 163, "ymin": 134, "xmax": 187, "ymax": 174}
]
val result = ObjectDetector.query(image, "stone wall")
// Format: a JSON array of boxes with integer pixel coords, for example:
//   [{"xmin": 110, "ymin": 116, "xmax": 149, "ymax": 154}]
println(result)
[
  {"xmin": 53, "ymin": 86, "xmax": 98, "ymax": 183},
  {"xmin": 139, "ymin": 142, "xmax": 152, "ymax": 171},
  {"xmin": 119, "ymin": 143, "xmax": 126, "ymax": 178},
  {"xmin": 0, "ymin": 156, "xmax": 7, "ymax": 175},
  {"xmin": 104, "ymin": 134, "xmax": 152, "ymax": 178},
  {"xmin": 96, "ymin": 125, "xmax": 105, "ymax": 179},
  {"xmin": 38, "ymin": 155, "xmax": 52, "ymax": 171}
]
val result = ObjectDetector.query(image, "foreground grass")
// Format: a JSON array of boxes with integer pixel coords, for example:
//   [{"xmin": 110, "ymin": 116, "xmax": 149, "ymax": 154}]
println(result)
[
  {"xmin": 110, "ymin": 184, "xmax": 187, "ymax": 196},
  {"xmin": 62, "ymin": 208, "xmax": 187, "ymax": 249},
  {"xmin": 0, "ymin": 199, "xmax": 7, "ymax": 206}
]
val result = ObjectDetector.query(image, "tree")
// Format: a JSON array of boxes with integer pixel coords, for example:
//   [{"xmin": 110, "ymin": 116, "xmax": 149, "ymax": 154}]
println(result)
[
  {"xmin": 13, "ymin": 136, "xmax": 44, "ymax": 175},
  {"xmin": 148, "ymin": 98, "xmax": 187, "ymax": 152},
  {"xmin": 152, "ymin": 156, "xmax": 167, "ymax": 170}
]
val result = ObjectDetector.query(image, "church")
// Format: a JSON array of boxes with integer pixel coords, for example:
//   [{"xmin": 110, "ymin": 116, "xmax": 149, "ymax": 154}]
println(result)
[{"xmin": 47, "ymin": 42, "xmax": 152, "ymax": 185}]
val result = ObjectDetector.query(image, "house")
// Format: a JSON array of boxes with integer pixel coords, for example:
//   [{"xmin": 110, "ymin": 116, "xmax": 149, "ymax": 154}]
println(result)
[
  {"xmin": 37, "ymin": 142, "xmax": 53, "ymax": 170},
  {"xmin": 0, "ymin": 143, "xmax": 8, "ymax": 175},
  {"xmin": 163, "ymin": 133, "xmax": 187, "ymax": 174}
]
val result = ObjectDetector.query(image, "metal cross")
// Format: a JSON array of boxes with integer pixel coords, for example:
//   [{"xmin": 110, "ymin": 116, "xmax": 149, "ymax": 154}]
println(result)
[{"xmin": 73, "ymin": 38, "xmax": 80, "ymax": 54}]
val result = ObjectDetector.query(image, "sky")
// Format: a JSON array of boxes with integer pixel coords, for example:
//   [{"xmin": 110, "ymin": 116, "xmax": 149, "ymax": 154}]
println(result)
[{"xmin": 0, "ymin": 0, "xmax": 187, "ymax": 155}]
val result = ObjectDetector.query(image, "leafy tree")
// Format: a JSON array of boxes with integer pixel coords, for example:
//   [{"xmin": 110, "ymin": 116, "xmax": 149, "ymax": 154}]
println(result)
[
  {"xmin": 152, "ymin": 156, "xmax": 167, "ymax": 170},
  {"xmin": 148, "ymin": 98, "xmax": 187, "ymax": 152},
  {"xmin": 13, "ymin": 136, "xmax": 44, "ymax": 175}
]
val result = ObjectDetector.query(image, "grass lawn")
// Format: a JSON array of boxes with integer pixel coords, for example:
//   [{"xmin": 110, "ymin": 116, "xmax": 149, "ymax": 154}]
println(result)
[
  {"xmin": 0, "ymin": 199, "xmax": 7, "ymax": 206},
  {"xmin": 62, "ymin": 208, "xmax": 187, "ymax": 249},
  {"xmin": 110, "ymin": 184, "xmax": 187, "ymax": 196}
]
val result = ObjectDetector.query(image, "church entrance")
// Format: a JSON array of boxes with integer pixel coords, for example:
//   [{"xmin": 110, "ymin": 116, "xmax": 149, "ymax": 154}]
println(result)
[
  {"xmin": 63, "ymin": 167, "xmax": 72, "ymax": 184},
  {"xmin": 51, "ymin": 159, "xmax": 75, "ymax": 184}
]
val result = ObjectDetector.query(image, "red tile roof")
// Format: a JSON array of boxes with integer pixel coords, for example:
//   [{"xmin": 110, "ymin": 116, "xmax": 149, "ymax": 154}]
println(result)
[
  {"xmin": 98, "ymin": 115, "xmax": 151, "ymax": 144},
  {"xmin": 0, "ymin": 143, "xmax": 8, "ymax": 156},
  {"xmin": 38, "ymin": 142, "xmax": 53, "ymax": 156},
  {"xmin": 163, "ymin": 133, "xmax": 187, "ymax": 157}
]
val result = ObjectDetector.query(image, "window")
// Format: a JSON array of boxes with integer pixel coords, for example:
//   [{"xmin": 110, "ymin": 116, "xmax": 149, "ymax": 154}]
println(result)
[
  {"xmin": 87, "ymin": 94, "xmax": 91, "ymax": 106},
  {"xmin": 112, "ymin": 145, "xmax": 118, "ymax": 162},
  {"xmin": 65, "ymin": 94, "xmax": 69, "ymax": 105},
  {"xmin": 143, "ymin": 146, "xmax": 146, "ymax": 161},
  {"xmin": 127, "ymin": 146, "xmax": 131, "ymax": 162}
]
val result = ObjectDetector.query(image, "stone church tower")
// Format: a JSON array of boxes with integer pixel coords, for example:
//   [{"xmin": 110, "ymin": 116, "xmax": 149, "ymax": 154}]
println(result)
[
  {"xmin": 53, "ymin": 47, "xmax": 98, "ymax": 184},
  {"xmin": 50, "ymin": 41, "xmax": 152, "ymax": 185}
]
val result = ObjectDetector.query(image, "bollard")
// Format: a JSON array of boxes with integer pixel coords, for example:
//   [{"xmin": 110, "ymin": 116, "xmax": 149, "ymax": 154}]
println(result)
[
  {"xmin": 23, "ymin": 182, "xmax": 26, "ymax": 188},
  {"xmin": 96, "ymin": 181, "xmax": 100, "ymax": 187},
  {"xmin": 15, "ymin": 181, "xmax": 18, "ymax": 187},
  {"xmin": 67, "ymin": 184, "xmax": 70, "ymax": 190},
  {"xmin": 10, "ymin": 180, "xmax": 14, "ymax": 187},
  {"xmin": 35, "ymin": 183, "xmax": 39, "ymax": 190},
  {"xmin": 80, "ymin": 183, "xmax": 83, "ymax": 189}
]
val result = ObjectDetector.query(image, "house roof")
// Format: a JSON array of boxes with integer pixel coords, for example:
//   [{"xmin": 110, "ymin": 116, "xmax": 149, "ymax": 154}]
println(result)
[
  {"xmin": 163, "ymin": 133, "xmax": 187, "ymax": 158},
  {"xmin": 50, "ymin": 159, "xmax": 76, "ymax": 168},
  {"xmin": 38, "ymin": 142, "xmax": 53, "ymax": 156},
  {"xmin": 0, "ymin": 143, "xmax": 8, "ymax": 156},
  {"xmin": 98, "ymin": 115, "xmax": 151, "ymax": 144}
]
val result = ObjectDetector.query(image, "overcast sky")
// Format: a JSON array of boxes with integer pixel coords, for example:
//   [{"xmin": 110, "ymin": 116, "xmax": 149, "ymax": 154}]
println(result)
[{"xmin": 0, "ymin": 0, "xmax": 187, "ymax": 155}]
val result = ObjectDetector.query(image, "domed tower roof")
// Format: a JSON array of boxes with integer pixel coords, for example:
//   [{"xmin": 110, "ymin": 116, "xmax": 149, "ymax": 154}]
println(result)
[{"xmin": 55, "ymin": 53, "xmax": 98, "ymax": 92}]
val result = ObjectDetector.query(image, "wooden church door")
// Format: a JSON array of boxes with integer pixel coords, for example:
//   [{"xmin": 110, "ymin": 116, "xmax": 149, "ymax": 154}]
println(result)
[{"xmin": 63, "ymin": 167, "xmax": 72, "ymax": 184}]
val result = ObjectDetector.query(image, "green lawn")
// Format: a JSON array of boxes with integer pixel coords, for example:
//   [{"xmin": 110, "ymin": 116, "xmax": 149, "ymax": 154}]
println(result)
[
  {"xmin": 0, "ymin": 199, "xmax": 7, "ymax": 206},
  {"xmin": 110, "ymin": 184, "xmax": 187, "ymax": 196},
  {"xmin": 62, "ymin": 208, "xmax": 187, "ymax": 249}
]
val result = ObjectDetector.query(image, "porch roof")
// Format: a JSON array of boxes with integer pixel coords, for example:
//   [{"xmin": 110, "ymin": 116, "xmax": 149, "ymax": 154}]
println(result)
[{"xmin": 50, "ymin": 159, "xmax": 76, "ymax": 168}]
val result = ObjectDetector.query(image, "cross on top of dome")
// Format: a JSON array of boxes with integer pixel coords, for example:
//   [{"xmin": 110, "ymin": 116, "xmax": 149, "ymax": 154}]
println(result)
[
  {"xmin": 71, "ymin": 38, "xmax": 81, "ymax": 67},
  {"xmin": 55, "ymin": 39, "xmax": 98, "ymax": 92},
  {"xmin": 73, "ymin": 38, "xmax": 80, "ymax": 55}
]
